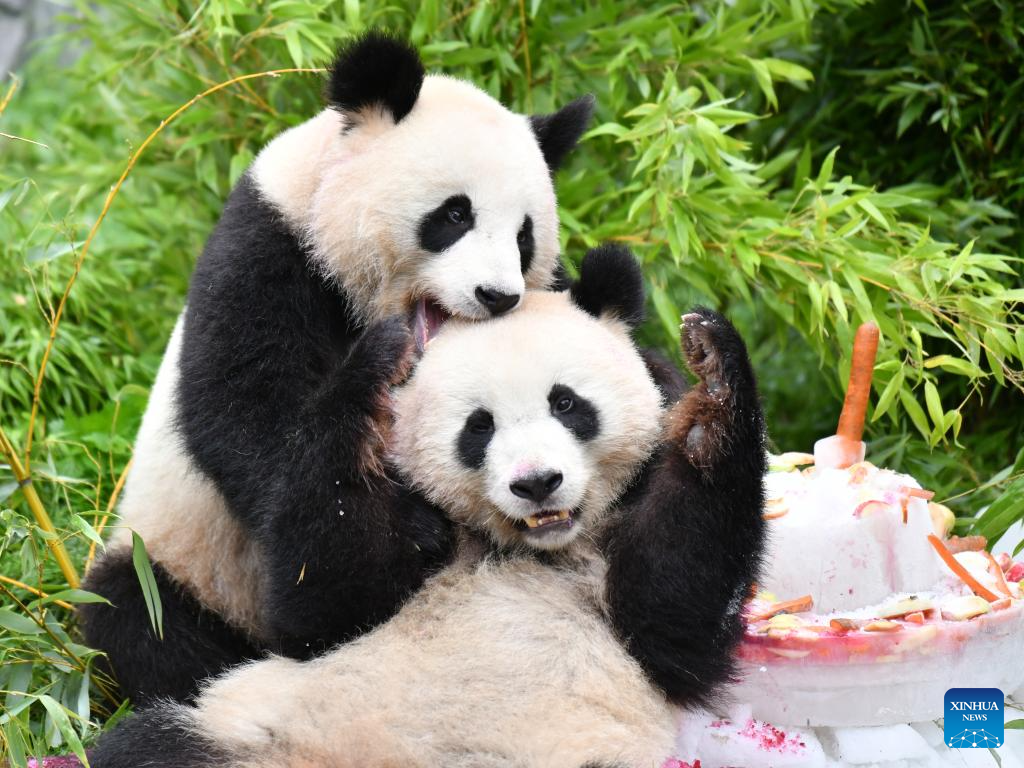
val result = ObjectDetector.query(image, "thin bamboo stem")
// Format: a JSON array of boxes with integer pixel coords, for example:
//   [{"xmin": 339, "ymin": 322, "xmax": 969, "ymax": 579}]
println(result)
[{"xmin": 0, "ymin": 425, "xmax": 80, "ymax": 588}]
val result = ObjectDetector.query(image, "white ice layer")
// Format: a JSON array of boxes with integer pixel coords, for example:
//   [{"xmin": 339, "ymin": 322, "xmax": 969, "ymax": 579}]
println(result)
[{"xmin": 761, "ymin": 465, "xmax": 947, "ymax": 612}]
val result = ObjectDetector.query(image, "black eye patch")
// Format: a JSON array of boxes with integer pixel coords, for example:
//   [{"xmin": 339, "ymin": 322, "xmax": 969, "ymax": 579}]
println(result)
[
  {"xmin": 548, "ymin": 384, "xmax": 599, "ymax": 442},
  {"xmin": 457, "ymin": 408, "xmax": 494, "ymax": 469},
  {"xmin": 517, "ymin": 215, "xmax": 534, "ymax": 274},
  {"xmin": 418, "ymin": 194, "xmax": 475, "ymax": 253}
]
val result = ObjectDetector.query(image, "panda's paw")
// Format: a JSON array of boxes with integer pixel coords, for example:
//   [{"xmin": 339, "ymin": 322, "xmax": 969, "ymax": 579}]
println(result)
[
  {"xmin": 675, "ymin": 308, "xmax": 758, "ymax": 469},
  {"xmin": 680, "ymin": 308, "xmax": 737, "ymax": 398},
  {"xmin": 350, "ymin": 315, "xmax": 416, "ymax": 389}
]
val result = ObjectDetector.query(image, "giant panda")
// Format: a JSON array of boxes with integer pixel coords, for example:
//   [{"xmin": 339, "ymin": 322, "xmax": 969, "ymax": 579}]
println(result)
[
  {"xmin": 79, "ymin": 30, "xmax": 595, "ymax": 704},
  {"xmin": 91, "ymin": 246, "xmax": 768, "ymax": 768}
]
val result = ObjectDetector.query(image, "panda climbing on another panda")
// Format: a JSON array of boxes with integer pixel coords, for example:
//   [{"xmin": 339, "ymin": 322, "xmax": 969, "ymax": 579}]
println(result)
[
  {"xmin": 91, "ymin": 246, "xmax": 767, "ymax": 768},
  {"xmin": 79, "ymin": 30, "xmax": 596, "ymax": 704}
]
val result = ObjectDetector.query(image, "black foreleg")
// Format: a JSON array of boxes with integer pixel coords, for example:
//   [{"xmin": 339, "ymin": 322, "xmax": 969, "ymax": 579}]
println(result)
[
  {"xmin": 90, "ymin": 704, "xmax": 228, "ymax": 768},
  {"xmin": 258, "ymin": 317, "xmax": 453, "ymax": 657},
  {"xmin": 606, "ymin": 307, "xmax": 767, "ymax": 707},
  {"xmin": 79, "ymin": 550, "xmax": 259, "ymax": 704}
]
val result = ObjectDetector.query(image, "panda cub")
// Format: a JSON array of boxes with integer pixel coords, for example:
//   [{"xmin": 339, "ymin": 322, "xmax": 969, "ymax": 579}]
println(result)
[
  {"xmin": 80, "ymin": 31, "xmax": 594, "ymax": 703},
  {"xmin": 92, "ymin": 247, "xmax": 767, "ymax": 768}
]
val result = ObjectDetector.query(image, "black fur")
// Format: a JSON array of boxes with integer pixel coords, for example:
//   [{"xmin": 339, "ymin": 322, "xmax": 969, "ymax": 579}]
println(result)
[
  {"xmin": 327, "ymin": 30, "xmax": 424, "ymax": 125},
  {"xmin": 179, "ymin": 176, "xmax": 454, "ymax": 657},
  {"xmin": 84, "ymin": 173, "xmax": 454, "ymax": 700},
  {"xmin": 79, "ymin": 550, "xmax": 259, "ymax": 705},
  {"xmin": 530, "ymin": 95, "xmax": 595, "ymax": 171},
  {"xmin": 548, "ymin": 384, "xmax": 599, "ymax": 442},
  {"xmin": 604, "ymin": 306, "xmax": 767, "ymax": 707},
  {"xmin": 570, "ymin": 244, "xmax": 646, "ymax": 328},
  {"xmin": 517, "ymin": 215, "xmax": 535, "ymax": 274},
  {"xmin": 418, "ymin": 194, "xmax": 474, "ymax": 252},
  {"xmin": 90, "ymin": 705, "xmax": 226, "ymax": 768},
  {"xmin": 457, "ymin": 408, "xmax": 494, "ymax": 470}
]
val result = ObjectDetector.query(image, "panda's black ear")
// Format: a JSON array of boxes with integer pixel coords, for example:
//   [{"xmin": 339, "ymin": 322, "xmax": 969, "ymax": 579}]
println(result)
[
  {"xmin": 529, "ymin": 95, "xmax": 595, "ymax": 172},
  {"xmin": 570, "ymin": 244, "xmax": 645, "ymax": 329},
  {"xmin": 327, "ymin": 30, "xmax": 425, "ymax": 126}
]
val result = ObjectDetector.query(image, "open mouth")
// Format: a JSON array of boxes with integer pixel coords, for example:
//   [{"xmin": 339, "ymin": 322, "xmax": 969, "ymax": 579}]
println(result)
[
  {"xmin": 513, "ymin": 509, "xmax": 574, "ymax": 535},
  {"xmin": 412, "ymin": 297, "xmax": 452, "ymax": 354}
]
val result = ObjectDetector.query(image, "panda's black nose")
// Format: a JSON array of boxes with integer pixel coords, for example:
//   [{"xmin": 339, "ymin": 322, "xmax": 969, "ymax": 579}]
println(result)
[
  {"xmin": 475, "ymin": 287, "xmax": 520, "ymax": 316},
  {"xmin": 510, "ymin": 471, "xmax": 563, "ymax": 503}
]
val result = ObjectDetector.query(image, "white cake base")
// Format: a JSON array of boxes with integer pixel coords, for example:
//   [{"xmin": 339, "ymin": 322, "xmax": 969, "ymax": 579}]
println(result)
[{"xmin": 674, "ymin": 706, "xmax": 1024, "ymax": 767}]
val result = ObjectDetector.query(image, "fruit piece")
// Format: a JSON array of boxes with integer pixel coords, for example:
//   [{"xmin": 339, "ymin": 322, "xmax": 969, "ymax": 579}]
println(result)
[
  {"xmin": 853, "ymin": 499, "xmax": 889, "ymax": 518},
  {"xmin": 928, "ymin": 534, "xmax": 1001, "ymax": 602},
  {"xmin": 1006, "ymin": 563, "xmax": 1024, "ymax": 583},
  {"xmin": 767, "ymin": 614, "xmax": 805, "ymax": 630},
  {"xmin": 764, "ymin": 497, "xmax": 789, "ymax": 520},
  {"xmin": 863, "ymin": 620, "xmax": 901, "ymax": 632},
  {"xmin": 878, "ymin": 596, "xmax": 935, "ymax": 619},
  {"xmin": 983, "ymin": 551, "xmax": 1014, "ymax": 598},
  {"xmin": 904, "ymin": 611, "xmax": 925, "ymax": 624},
  {"xmin": 768, "ymin": 452, "xmax": 815, "ymax": 472},
  {"xmin": 940, "ymin": 594, "xmax": 991, "ymax": 621},
  {"xmin": 928, "ymin": 502, "xmax": 955, "ymax": 538},
  {"xmin": 945, "ymin": 535, "xmax": 987, "ymax": 554},
  {"xmin": 991, "ymin": 598, "xmax": 1012, "ymax": 611}
]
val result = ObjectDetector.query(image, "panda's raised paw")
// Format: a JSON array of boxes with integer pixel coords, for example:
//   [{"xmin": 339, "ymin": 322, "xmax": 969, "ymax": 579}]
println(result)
[
  {"xmin": 349, "ymin": 315, "xmax": 417, "ymax": 389},
  {"xmin": 680, "ymin": 307, "xmax": 739, "ymax": 398}
]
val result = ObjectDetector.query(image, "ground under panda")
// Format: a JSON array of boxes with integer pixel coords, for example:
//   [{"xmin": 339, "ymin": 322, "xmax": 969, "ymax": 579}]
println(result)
[
  {"xmin": 79, "ymin": 30, "xmax": 595, "ymax": 704},
  {"xmin": 91, "ymin": 246, "xmax": 767, "ymax": 768}
]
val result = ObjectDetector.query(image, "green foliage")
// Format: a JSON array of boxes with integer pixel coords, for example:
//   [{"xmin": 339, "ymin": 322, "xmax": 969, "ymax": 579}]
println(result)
[{"xmin": 1, "ymin": 0, "xmax": 1022, "ymax": 758}]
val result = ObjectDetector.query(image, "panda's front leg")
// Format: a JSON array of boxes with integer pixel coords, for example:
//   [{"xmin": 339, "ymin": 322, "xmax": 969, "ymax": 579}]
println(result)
[
  {"xmin": 258, "ymin": 316, "xmax": 453, "ymax": 657},
  {"xmin": 605, "ymin": 307, "xmax": 766, "ymax": 706}
]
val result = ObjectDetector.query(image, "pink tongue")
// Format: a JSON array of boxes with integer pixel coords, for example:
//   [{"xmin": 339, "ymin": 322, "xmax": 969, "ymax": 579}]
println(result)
[
  {"xmin": 413, "ymin": 298, "xmax": 430, "ymax": 354},
  {"xmin": 413, "ymin": 298, "xmax": 447, "ymax": 354}
]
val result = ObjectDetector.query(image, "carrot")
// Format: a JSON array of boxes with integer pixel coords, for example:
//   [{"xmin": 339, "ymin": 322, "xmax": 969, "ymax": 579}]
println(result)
[
  {"xmin": 945, "ymin": 535, "xmax": 987, "ymax": 554},
  {"xmin": 906, "ymin": 488, "xmax": 935, "ymax": 500},
  {"xmin": 927, "ymin": 534, "xmax": 1001, "ymax": 602},
  {"xmin": 749, "ymin": 594, "xmax": 814, "ymax": 622},
  {"xmin": 837, "ymin": 323, "xmax": 880, "ymax": 443},
  {"xmin": 983, "ymin": 551, "xmax": 1014, "ymax": 599},
  {"xmin": 829, "ymin": 618, "xmax": 858, "ymax": 633}
]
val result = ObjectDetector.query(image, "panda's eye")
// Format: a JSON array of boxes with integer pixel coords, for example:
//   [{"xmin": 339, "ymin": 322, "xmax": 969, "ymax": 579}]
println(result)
[
  {"xmin": 554, "ymin": 396, "xmax": 574, "ymax": 414},
  {"xmin": 468, "ymin": 411, "xmax": 494, "ymax": 434},
  {"xmin": 446, "ymin": 205, "xmax": 467, "ymax": 225},
  {"xmin": 517, "ymin": 227, "xmax": 528, "ymax": 245}
]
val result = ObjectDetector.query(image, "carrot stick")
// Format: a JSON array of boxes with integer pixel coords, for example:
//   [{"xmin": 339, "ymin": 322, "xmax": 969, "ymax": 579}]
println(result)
[
  {"xmin": 983, "ymin": 551, "xmax": 1014, "ymax": 599},
  {"xmin": 927, "ymin": 534, "xmax": 1001, "ymax": 602},
  {"xmin": 748, "ymin": 595, "xmax": 814, "ymax": 622},
  {"xmin": 837, "ymin": 323, "xmax": 880, "ymax": 443}
]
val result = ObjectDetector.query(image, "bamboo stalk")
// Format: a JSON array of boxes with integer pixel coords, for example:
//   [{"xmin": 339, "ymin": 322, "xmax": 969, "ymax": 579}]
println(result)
[
  {"xmin": 0, "ymin": 425, "xmax": 80, "ymax": 588},
  {"xmin": 0, "ymin": 574, "xmax": 73, "ymax": 610}
]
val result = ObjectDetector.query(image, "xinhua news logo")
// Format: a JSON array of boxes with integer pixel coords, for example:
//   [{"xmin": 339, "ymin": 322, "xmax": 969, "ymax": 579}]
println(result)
[{"xmin": 944, "ymin": 688, "xmax": 1004, "ymax": 749}]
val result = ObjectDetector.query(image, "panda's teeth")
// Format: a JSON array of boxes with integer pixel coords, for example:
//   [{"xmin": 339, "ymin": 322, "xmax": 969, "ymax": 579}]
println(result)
[{"xmin": 524, "ymin": 510, "xmax": 571, "ymax": 529}]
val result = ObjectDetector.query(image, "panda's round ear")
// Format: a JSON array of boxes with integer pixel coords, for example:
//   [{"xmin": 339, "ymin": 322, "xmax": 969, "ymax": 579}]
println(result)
[
  {"xmin": 569, "ymin": 244, "xmax": 646, "ymax": 329},
  {"xmin": 529, "ymin": 95, "xmax": 595, "ymax": 172},
  {"xmin": 326, "ymin": 30, "xmax": 425, "ymax": 127}
]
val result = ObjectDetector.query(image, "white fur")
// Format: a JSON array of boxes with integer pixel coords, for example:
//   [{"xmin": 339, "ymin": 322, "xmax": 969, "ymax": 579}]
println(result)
[
  {"xmin": 106, "ymin": 314, "xmax": 265, "ymax": 635},
  {"xmin": 391, "ymin": 291, "xmax": 664, "ymax": 550},
  {"xmin": 180, "ymin": 294, "xmax": 676, "ymax": 767},
  {"xmin": 252, "ymin": 76, "xmax": 561, "ymax": 324}
]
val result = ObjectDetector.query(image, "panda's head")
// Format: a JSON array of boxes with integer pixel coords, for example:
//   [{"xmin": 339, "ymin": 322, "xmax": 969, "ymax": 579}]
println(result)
[
  {"xmin": 390, "ymin": 246, "xmax": 662, "ymax": 552},
  {"xmin": 252, "ymin": 31, "xmax": 592, "ymax": 343}
]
